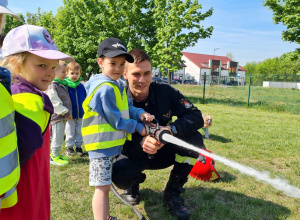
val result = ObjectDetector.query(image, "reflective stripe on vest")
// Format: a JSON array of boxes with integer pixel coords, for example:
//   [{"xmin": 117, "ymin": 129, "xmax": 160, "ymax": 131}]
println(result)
[
  {"xmin": 0, "ymin": 187, "xmax": 18, "ymax": 208},
  {"xmin": 175, "ymin": 154, "xmax": 198, "ymax": 166},
  {"xmin": 12, "ymin": 93, "xmax": 50, "ymax": 133},
  {"xmin": 82, "ymin": 82, "xmax": 131, "ymax": 151},
  {"xmin": 0, "ymin": 84, "xmax": 20, "ymax": 209}
]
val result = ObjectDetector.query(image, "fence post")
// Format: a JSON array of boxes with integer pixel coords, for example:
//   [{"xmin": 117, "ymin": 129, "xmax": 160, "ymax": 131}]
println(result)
[
  {"xmin": 247, "ymin": 72, "xmax": 251, "ymax": 107},
  {"xmin": 203, "ymin": 72, "xmax": 206, "ymax": 104}
]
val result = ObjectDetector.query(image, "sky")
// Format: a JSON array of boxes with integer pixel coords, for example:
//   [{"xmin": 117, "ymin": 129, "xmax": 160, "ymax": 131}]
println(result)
[{"xmin": 8, "ymin": 0, "xmax": 299, "ymax": 66}]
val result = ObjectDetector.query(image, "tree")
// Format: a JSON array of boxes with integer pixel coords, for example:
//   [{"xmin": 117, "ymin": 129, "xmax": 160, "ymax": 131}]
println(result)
[
  {"xmin": 3, "ymin": 0, "xmax": 214, "ymax": 83},
  {"xmin": 55, "ymin": 0, "xmax": 213, "ymax": 81},
  {"xmin": 54, "ymin": 0, "xmax": 156, "ymax": 79},
  {"xmin": 263, "ymin": 0, "xmax": 300, "ymax": 58},
  {"xmin": 244, "ymin": 61, "xmax": 257, "ymax": 75},
  {"xmin": 226, "ymin": 52, "xmax": 234, "ymax": 61},
  {"xmin": 149, "ymin": 0, "xmax": 213, "ymax": 83},
  {"xmin": 244, "ymin": 52, "xmax": 300, "ymax": 75},
  {"xmin": 26, "ymin": 8, "xmax": 56, "ymax": 36},
  {"xmin": 2, "ymin": 14, "xmax": 25, "ymax": 36}
]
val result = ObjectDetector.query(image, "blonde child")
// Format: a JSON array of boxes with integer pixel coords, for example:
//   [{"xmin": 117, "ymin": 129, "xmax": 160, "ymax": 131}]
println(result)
[
  {"xmin": 202, "ymin": 114, "xmax": 212, "ymax": 139},
  {"xmin": 46, "ymin": 61, "xmax": 72, "ymax": 165},
  {"xmin": 82, "ymin": 38, "xmax": 154, "ymax": 220},
  {"xmin": 0, "ymin": 24, "xmax": 74, "ymax": 220},
  {"xmin": 64, "ymin": 62, "xmax": 86, "ymax": 156}
]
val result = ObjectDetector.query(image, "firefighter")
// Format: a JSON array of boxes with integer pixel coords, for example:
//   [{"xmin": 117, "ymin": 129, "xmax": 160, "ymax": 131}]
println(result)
[{"xmin": 112, "ymin": 49, "xmax": 207, "ymax": 220}]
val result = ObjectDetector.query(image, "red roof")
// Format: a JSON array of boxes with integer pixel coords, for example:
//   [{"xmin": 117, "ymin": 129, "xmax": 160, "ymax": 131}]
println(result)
[{"xmin": 181, "ymin": 52, "xmax": 246, "ymax": 71}]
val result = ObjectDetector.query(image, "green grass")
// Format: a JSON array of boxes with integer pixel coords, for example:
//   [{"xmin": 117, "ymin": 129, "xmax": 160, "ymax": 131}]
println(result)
[
  {"xmin": 51, "ymin": 86, "xmax": 300, "ymax": 220},
  {"xmin": 173, "ymin": 84, "xmax": 300, "ymax": 114}
]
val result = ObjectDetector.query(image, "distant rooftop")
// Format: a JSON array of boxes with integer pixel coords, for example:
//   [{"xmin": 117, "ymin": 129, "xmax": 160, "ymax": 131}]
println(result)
[{"xmin": 182, "ymin": 52, "xmax": 246, "ymax": 71}]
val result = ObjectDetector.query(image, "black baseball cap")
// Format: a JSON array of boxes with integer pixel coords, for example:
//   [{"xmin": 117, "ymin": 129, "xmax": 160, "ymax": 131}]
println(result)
[{"xmin": 97, "ymin": 38, "xmax": 134, "ymax": 63}]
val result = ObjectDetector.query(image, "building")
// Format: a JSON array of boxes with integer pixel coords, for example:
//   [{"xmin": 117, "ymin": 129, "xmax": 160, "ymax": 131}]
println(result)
[{"xmin": 171, "ymin": 52, "xmax": 247, "ymax": 85}]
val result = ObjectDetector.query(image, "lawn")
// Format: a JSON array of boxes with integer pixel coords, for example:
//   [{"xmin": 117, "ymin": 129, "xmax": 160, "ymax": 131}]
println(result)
[
  {"xmin": 50, "ymin": 86, "xmax": 300, "ymax": 220},
  {"xmin": 173, "ymin": 84, "xmax": 300, "ymax": 115}
]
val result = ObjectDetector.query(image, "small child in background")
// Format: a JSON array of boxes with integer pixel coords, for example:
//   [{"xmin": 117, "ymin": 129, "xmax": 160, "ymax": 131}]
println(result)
[
  {"xmin": 83, "ymin": 37, "xmax": 155, "ymax": 220},
  {"xmin": 65, "ymin": 62, "xmax": 86, "ymax": 156},
  {"xmin": 0, "ymin": 24, "xmax": 74, "ymax": 220},
  {"xmin": 202, "ymin": 114, "xmax": 212, "ymax": 139},
  {"xmin": 46, "ymin": 61, "xmax": 72, "ymax": 165}
]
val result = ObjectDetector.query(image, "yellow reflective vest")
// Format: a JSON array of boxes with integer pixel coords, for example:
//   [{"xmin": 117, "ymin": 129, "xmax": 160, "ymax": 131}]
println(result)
[
  {"xmin": 0, "ymin": 83, "xmax": 20, "ymax": 209},
  {"xmin": 82, "ymin": 82, "xmax": 131, "ymax": 151},
  {"xmin": 12, "ymin": 93, "xmax": 51, "ymax": 134}
]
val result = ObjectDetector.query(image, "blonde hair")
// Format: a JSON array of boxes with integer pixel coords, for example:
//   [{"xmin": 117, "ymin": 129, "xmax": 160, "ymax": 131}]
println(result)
[
  {"xmin": 203, "ymin": 114, "xmax": 212, "ymax": 128},
  {"xmin": 0, "ymin": 52, "xmax": 28, "ymax": 82},
  {"xmin": 55, "ymin": 60, "xmax": 67, "ymax": 76},
  {"xmin": 67, "ymin": 62, "xmax": 81, "ymax": 72},
  {"xmin": 57, "ymin": 60, "xmax": 67, "ymax": 70}
]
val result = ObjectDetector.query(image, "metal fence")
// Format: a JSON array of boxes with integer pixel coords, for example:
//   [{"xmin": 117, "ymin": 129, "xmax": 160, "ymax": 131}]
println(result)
[{"xmin": 246, "ymin": 74, "xmax": 300, "ymax": 86}]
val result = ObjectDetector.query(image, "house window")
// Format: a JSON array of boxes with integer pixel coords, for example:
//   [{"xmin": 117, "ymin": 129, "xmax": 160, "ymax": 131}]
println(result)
[
  {"xmin": 212, "ymin": 65, "xmax": 219, "ymax": 72},
  {"xmin": 230, "ymin": 66, "xmax": 237, "ymax": 73}
]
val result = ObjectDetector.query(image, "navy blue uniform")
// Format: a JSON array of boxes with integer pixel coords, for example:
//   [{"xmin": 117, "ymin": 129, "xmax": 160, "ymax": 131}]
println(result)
[{"xmin": 112, "ymin": 82, "xmax": 204, "ymax": 189}]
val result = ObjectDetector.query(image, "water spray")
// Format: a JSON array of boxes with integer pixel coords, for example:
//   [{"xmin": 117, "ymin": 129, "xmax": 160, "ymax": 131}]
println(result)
[
  {"xmin": 161, "ymin": 133, "xmax": 300, "ymax": 199},
  {"xmin": 112, "ymin": 120, "xmax": 299, "ymax": 220}
]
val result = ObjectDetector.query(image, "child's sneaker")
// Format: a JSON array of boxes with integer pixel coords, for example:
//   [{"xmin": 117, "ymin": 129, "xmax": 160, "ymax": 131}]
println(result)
[
  {"xmin": 50, "ymin": 154, "xmax": 69, "ymax": 165},
  {"xmin": 66, "ymin": 148, "xmax": 75, "ymax": 156},
  {"xmin": 60, "ymin": 155, "xmax": 69, "ymax": 161},
  {"xmin": 76, "ymin": 147, "xmax": 83, "ymax": 156}
]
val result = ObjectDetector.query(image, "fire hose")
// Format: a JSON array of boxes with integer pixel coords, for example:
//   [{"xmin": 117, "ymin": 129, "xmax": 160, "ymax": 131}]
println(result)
[
  {"xmin": 110, "ymin": 119, "xmax": 171, "ymax": 220},
  {"xmin": 111, "ymin": 119, "xmax": 300, "ymax": 219}
]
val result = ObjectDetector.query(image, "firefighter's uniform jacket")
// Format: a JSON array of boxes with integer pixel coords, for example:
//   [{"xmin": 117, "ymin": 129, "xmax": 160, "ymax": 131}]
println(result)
[{"xmin": 122, "ymin": 82, "xmax": 204, "ymax": 173}]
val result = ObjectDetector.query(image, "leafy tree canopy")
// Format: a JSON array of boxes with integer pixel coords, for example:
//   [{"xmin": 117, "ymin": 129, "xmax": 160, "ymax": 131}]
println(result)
[
  {"xmin": 263, "ymin": 0, "xmax": 300, "ymax": 59},
  {"xmin": 244, "ymin": 52, "xmax": 300, "ymax": 75},
  {"xmin": 150, "ymin": 0, "xmax": 213, "ymax": 83},
  {"xmin": 3, "ymin": 0, "xmax": 213, "ymax": 81}
]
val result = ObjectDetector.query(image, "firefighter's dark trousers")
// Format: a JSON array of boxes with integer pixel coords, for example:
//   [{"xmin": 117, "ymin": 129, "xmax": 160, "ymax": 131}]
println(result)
[{"xmin": 112, "ymin": 131, "xmax": 204, "ymax": 190}]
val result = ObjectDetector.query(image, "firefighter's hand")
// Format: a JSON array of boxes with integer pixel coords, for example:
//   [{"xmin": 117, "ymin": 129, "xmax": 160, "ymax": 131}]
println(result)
[
  {"xmin": 141, "ymin": 135, "xmax": 163, "ymax": 155},
  {"xmin": 140, "ymin": 112, "xmax": 155, "ymax": 122},
  {"xmin": 160, "ymin": 125, "xmax": 173, "ymax": 134}
]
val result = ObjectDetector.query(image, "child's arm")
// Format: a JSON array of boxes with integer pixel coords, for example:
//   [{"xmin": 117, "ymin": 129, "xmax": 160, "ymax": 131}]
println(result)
[
  {"xmin": 46, "ymin": 87, "xmax": 71, "ymax": 117},
  {"xmin": 90, "ymin": 86, "xmax": 144, "ymax": 135},
  {"xmin": 128, "ymin": 98, "xmax": 155, "ymax": 122}
]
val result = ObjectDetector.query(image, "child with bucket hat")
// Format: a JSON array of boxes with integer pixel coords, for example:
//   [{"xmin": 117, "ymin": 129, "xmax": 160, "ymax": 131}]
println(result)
[{"xmin": 0, "ymin": 24, "xmax": 74, "ymax": 220}]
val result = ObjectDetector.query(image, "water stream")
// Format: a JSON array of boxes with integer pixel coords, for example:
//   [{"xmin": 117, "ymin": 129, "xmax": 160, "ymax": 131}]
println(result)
[{"xmin": 162, "ymin": 133, "xmax": 300, "ymax": 199}]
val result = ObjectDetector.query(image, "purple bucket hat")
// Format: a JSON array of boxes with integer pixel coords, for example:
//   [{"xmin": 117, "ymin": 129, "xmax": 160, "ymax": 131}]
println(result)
[{"xmin": 2, "ymin": 24, "xmax": 74, "ymax": 62}]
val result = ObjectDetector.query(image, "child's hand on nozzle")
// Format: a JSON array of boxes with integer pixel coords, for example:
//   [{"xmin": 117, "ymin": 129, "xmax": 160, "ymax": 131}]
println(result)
[{"xmin": 140, "ymin": 112, "xmax": 155, "ymax": 122}]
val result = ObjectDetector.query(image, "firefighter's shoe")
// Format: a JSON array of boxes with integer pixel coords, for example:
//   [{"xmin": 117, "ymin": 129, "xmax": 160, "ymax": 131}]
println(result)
[
  {"xmin": 163, "ymin": 174, "xmax": 190, "ymax": 220},
  {"xmin": 50, "ymin": 154, "xmax": 69, "ymax": 166},
  {"xmin": 123, "ymin": 173, "xmax": 146, "ymax": 205},
  {"xmin": 123, "ymin": 183, "xmax": 141, "ymax": 205},
  {"xmin": 163, "ymin": 191, "xmax": 190, "ymax": 220}
]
